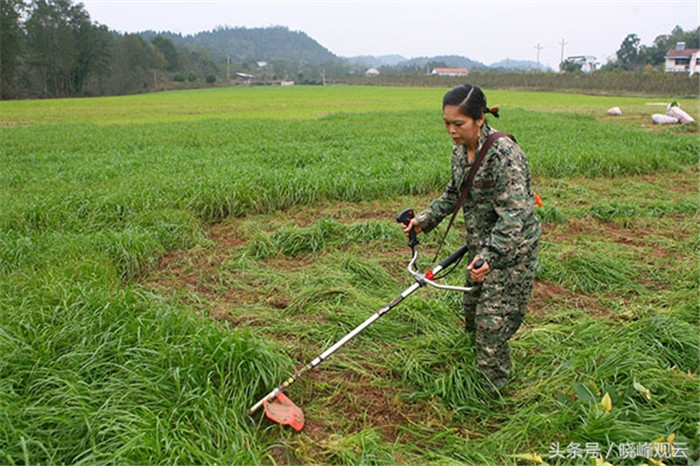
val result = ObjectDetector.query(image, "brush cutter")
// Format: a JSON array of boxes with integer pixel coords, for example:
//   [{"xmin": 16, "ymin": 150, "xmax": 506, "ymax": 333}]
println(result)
[{"xmin": 249, "ymin": 208, "xmax": 482, "ymax": 431}]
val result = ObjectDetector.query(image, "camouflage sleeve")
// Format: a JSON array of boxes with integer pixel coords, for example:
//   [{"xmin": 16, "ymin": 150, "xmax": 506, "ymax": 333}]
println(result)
[
  {"xmin": 414, "ymin": 149, "xmax": 461, "ymax": 233},
  {"xmin": 478, "ymin": 143, "xmax": 532, "ymax": 267}
]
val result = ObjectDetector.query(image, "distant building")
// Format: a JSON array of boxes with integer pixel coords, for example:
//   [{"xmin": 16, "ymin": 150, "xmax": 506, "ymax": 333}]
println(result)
[
  {"xmin": 365, "ymin": 67, "xmax": 380, "ymax": 77},
  {"xmin": 565, "ymin": 56, "xmax": 598, "ymax": 73},
  {"xmin": 431, "ymin": 67, "xmax": 469, "ymax": 76},
  {"xmin": 665, "ymin": 42, "xmax": 700, "ymax": 75}
]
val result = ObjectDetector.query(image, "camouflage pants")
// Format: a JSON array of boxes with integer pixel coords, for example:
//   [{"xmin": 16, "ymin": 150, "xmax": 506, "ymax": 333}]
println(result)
[{"xmin": 463, "ymin": 248, "xmax": 538, "ymax": 391}]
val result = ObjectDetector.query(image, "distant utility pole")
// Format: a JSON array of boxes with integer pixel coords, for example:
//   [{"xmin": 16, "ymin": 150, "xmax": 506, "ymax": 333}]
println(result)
[
  {"xmin": 559, "ymin": 39, "xmax": 568, "ymax": 71},
  {"xmin": 535, "ymin": 43, "xmax": 543, "ymax": 70}
]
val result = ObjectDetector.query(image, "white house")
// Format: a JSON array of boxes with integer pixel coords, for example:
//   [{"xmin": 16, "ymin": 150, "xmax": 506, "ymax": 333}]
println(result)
[
  {"xmin": 431, "ymin": 67, "xmax": 469, "ymax": 77},
  {"xmin": 235, "ymin": 72, "xmax": 255, "ymax": 85},
  {"xmin": 365, "ymin": 67, "xmax": 380, "ymax": 77},
  {"xmin": 665, "ymin": 42, "xmax": 700, "ymax": 75}
]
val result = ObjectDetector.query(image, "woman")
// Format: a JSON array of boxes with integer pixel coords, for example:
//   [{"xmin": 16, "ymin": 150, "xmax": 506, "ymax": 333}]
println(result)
[{"xmin": 402, "ymin": 84, "xmax": 541, "ymax": 393}]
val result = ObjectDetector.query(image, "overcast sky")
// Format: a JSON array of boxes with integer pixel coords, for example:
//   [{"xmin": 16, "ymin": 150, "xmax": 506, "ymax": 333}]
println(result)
[{"xmin": 80, "ymin": 0, "xmax": 699, "ymax": 69}]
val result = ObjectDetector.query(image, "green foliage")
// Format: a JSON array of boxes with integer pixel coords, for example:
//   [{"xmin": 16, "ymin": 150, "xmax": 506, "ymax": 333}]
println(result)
[
  {"xmin": 0, "ymin": 0, "xmax": 26, "ymax": 99},
  {"xmin": 152, "ymin": 35, "xmax": 180, "ymax": 71},
  {"xmin": 1, "ymin": 0, "xmax": 224, "ymax": 98},
  {"xmin": 602, "ymin": 25, "xmax": 700, "ymax": 72},
  {"xmin": 0, "ymin": 275, "xmax": 290, "ymax": 464},
  {"xmin": 174, "ymin": 26, "xmax": 341, "ymax": 66},
  {"xmin": 616, "ymin": 33, "xmax": 645, "ymax": 71},
  {"xmin": 560, "ymin": 59, "xmax": 583, "ymax": 73},
  {"xmin": 344, "ymin": 70, "xmax": 700, "ymax": 97}
]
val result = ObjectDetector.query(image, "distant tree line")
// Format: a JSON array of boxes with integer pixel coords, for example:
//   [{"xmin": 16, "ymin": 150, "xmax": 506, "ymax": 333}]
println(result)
[
  {"xmin": 0, "ymin": 0, "xmax": 356, "ymax": 99},
  {"xmin": 143, "ymin": 27, "xmax": 353, "ymax": 85},
  {"xmin": 0, "ymin": 0, "xmax": 228, "ymax": 99},
  {"xmin": 1, "ymin": 0, "xmax": 698, "ymax": 100},
  {"xmin": 560, "ymin": 26, "xmax": 700, "ymax": 73},
  {"xmin": 606, "ymin": 26, "xmax": 700, "ymax": 71},
  {"xmin": 341, "ymin": 71, "xmax": 699, "ymax": 98}
]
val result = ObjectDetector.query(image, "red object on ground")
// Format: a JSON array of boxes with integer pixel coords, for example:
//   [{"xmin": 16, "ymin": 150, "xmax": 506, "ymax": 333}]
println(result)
[{"xmin": 264, "ymin": 392, "xmax": 305, "ymax": 432}]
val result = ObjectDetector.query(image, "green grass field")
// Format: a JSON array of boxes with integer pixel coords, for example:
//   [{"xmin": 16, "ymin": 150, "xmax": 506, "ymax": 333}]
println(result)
[{"xmin": 1, "ymin": 85, "xmax": 698, "ymax": 465}]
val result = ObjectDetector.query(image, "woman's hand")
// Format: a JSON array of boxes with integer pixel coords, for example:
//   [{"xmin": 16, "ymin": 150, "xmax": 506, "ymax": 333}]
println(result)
[
  {"xmin": 468, "ymin": 256, "xmax": 490, "ymax": 282},
  {"xmin": 402, "ymin": 218, "xmax": 422, "ymax": 236}
]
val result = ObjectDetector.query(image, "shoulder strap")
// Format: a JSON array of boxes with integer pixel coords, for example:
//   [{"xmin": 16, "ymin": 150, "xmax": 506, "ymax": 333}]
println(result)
[{"xmin": 431, "ymin": 131, "xmax": 514, "ymax": 263}]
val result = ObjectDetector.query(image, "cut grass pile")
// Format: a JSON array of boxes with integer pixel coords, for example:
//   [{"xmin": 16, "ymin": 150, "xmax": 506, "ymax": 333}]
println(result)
[{"xmin": 0, "ymin": 86, "xmax": 698, "ymax": 464}]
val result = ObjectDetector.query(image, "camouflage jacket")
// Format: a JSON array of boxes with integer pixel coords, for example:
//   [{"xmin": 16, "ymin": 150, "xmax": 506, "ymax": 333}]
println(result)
[{"xmin": 415, "ymin": 123, "xmax": 541, "ymax": 268}]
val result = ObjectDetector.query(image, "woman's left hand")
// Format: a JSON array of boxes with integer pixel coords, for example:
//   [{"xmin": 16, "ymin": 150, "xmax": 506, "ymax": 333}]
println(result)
[{"xmin": 468, "ymin": 256, "xmax": 490, "ymax": 283}]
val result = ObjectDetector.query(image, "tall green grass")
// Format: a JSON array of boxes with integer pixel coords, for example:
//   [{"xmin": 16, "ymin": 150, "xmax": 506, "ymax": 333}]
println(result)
[
  {"xmin": 0, "ymin": 86, "xmax": 697, "ymax": 464},
  {"xmin": 0, "ymin": 272, "xmax": 291, "ymax": 464},
  {"xmin": 2, "ymin": 107, "xmax": 696, "ymax": 237}
]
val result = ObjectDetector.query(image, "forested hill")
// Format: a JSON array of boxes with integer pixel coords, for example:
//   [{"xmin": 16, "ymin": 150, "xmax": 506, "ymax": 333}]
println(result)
[
  {"xmin": 3, "ymin": 0, "xmax": 698, "ymax": 100},
  {"xmin": 143, "ymin": 26, "xmax": 342, "ymax": 65}
]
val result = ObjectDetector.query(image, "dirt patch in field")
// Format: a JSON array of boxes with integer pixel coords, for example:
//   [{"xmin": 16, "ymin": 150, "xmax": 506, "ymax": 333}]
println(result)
[
  {"xmin": 530, "ymin": 281, "xmax": 613, "ymax": 320},
  {"xmin": 146, "ymin": 248, "xmax": 216, "ymax": 297},
  {"xmin": 261, "ymin": 365, "xmax": 455, "ymax": 463},
  {"xmin": 637, "ymin": 170, "xmax": 698, "ymax": 194},
  {"xmin": 309, "ymin": 370, "xmax": 416, "ymax": 437},
  {"xmin": 208, "ymin": 217, "xmax": 249, "ymax": 248},
  {"xmin": 0, "ymin": 120, "xmax": 33, "ymax": 127}
]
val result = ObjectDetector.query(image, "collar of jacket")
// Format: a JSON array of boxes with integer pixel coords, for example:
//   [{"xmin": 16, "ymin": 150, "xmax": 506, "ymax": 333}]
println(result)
[{"xmin": 476, "ymin": 120, "xmax": 496, "ymax": 152}]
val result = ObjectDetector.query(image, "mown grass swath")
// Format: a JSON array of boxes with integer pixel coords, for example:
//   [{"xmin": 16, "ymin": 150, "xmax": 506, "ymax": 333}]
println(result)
[{"xmin": 0, "ymin": 86, "xmax": 698, "ymax": 464}]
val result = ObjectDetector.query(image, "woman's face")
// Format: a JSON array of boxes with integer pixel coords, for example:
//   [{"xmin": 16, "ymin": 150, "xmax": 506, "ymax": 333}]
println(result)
[{"xmin": 443, "ymin": 105, "xmax": 485, "ymax": 148}]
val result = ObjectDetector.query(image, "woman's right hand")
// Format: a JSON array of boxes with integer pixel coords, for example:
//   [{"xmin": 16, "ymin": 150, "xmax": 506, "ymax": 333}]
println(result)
[{"xmin": 402, "ymin": 218, "xmax": 422, "ymax": 237}]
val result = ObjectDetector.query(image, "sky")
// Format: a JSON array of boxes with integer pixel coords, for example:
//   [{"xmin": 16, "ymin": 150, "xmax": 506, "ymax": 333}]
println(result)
[{"xmin": 80, "ymin": 0, "xmax": 699, "ymax": 69}]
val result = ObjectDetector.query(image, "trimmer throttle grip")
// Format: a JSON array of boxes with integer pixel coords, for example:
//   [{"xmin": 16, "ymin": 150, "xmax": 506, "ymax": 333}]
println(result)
[
  {"xmin": 396, "ymin": 208, "xmax": 419, "ymax": 248},
  {"xmin": 439, "ymin": 244, "xmax": 469, "ymax": 269}
]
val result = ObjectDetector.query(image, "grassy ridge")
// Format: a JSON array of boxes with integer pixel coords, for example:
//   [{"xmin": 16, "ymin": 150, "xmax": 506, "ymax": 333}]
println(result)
[{"xmin": 0, "ymin": 86, "xmax": 698, "ymax": 464}]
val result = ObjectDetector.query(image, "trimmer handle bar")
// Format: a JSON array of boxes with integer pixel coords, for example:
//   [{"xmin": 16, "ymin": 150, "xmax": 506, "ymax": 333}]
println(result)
[{"xmin": 397, "ymin": 208, "xmax": 482, "ymax": 293}]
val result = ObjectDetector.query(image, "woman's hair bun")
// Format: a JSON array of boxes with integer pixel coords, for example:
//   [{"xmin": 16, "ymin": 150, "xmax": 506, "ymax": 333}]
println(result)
[{"xmin": 485, "ymin": 105, "xmax": 500, "ymax": 118}]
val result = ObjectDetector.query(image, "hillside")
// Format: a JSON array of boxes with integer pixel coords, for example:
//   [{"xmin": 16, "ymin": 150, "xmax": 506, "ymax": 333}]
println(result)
[
  {"xmin": 490, "ymin": 58, "xmax": 554, "ymax": 71},
  {"xmin": 396, "ymin": 54, "xmax": 488, "ymax": 70},
  {"xmin": 347, "ymin": 55, "xmax": 408, "ymax": 67},
  {"xmin": 147, "ymin": 26, "xmax": 343, "ymax": 65},
  {"xmin": 142, "ymin": 27, "xmax": 544, "ymax": 73}
]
